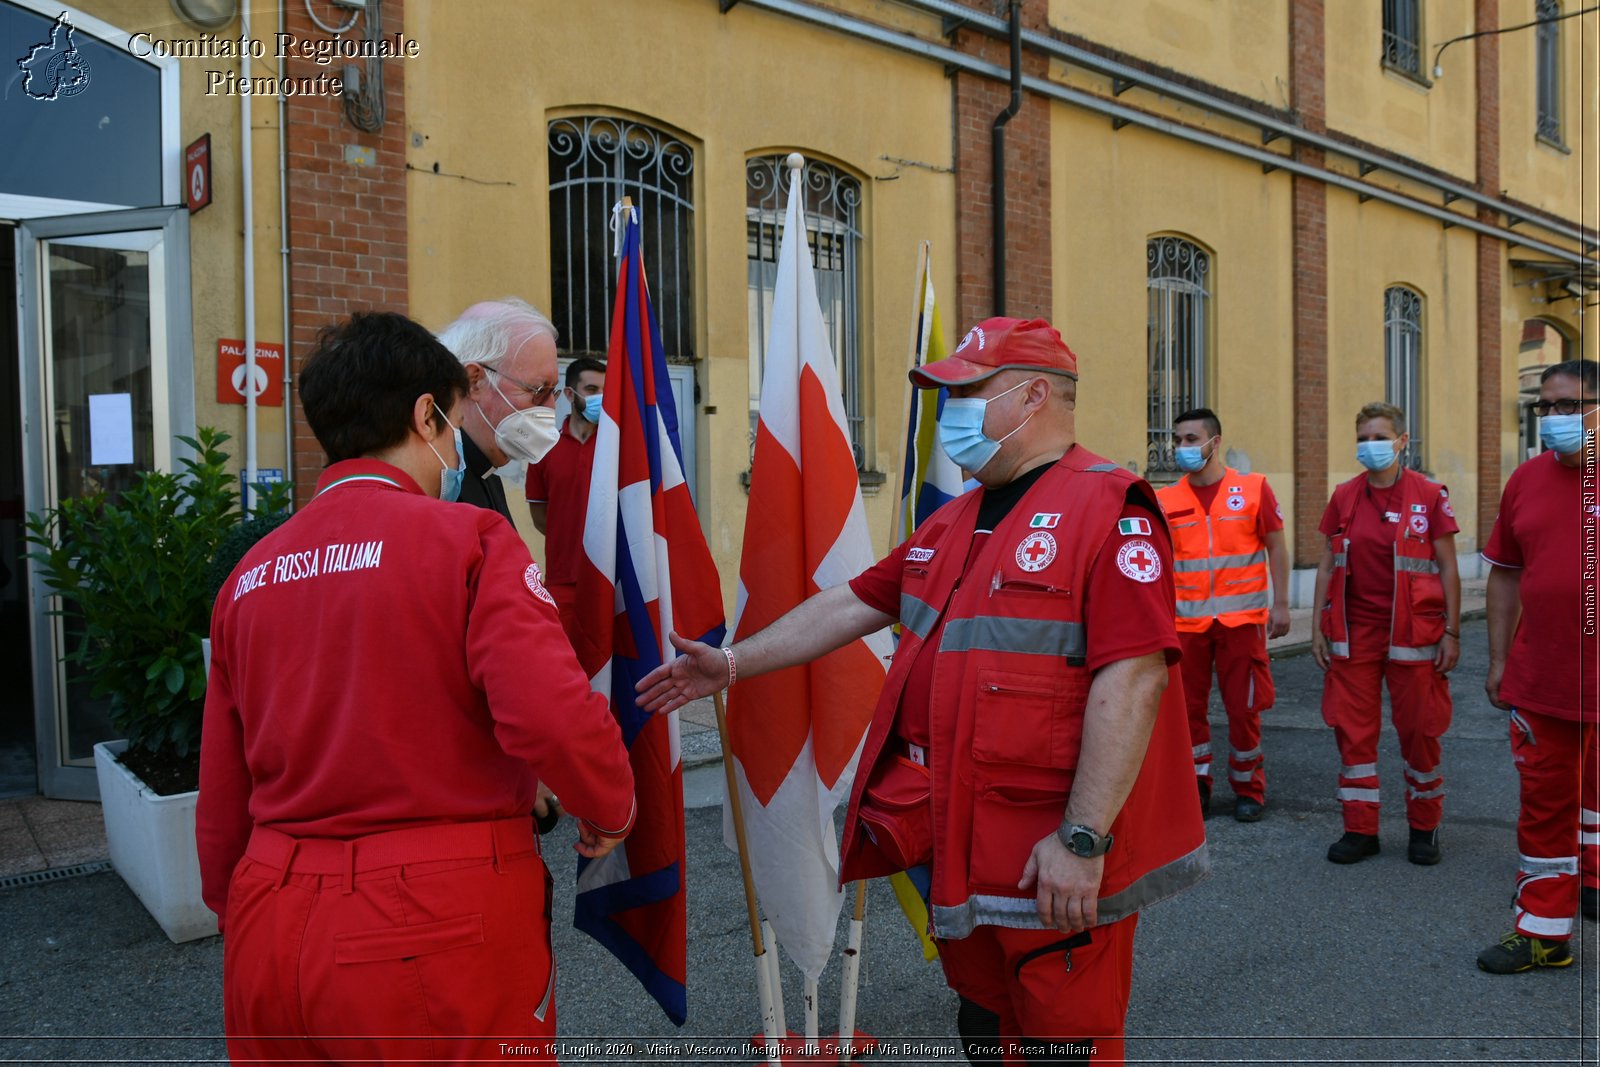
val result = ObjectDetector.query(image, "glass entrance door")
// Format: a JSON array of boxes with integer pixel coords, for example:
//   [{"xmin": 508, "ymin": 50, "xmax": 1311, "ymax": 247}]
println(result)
[{"xmin": 19, "ymin": 207, "xmax": 192, "ymax": 799}]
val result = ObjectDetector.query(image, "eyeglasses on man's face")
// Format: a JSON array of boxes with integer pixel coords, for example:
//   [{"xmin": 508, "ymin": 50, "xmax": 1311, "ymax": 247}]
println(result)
[
  {"xmin": 1530, "ymin": 398, "xmax": 1599, "ymax": 417},
  {"xmin": 486, "ymin": 366, "xmax": 559, "ymax": 405}
]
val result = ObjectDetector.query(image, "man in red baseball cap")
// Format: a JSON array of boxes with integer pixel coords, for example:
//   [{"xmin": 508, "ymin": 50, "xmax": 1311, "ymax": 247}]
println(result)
[{"xmin": 638, "ymin": 316, "xmax": 1205, "ymax": 1065}]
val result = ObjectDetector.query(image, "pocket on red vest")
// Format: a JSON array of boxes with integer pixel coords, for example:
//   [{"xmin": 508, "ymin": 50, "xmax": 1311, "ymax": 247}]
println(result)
[
  {"xmin": 968, "ymin": 780, "xmax": 1070, "ymax": 895},
  {"xmin": 972, "ymin": 669, "xmax": 1087, "ymax": 770}
]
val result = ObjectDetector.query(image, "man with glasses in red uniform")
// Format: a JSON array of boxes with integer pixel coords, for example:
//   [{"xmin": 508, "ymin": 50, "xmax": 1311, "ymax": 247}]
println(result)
[
  {"xmin": 198, "ymin": 312, "xmax": 636, "ymax": 1063},
  {"xmin": 1476, "ymin": 359, "xmax": 1600, "ymax": 974},
  {"xmin": 638, "ymin": 318, "xmax": 1207, "ymax": 1066}
]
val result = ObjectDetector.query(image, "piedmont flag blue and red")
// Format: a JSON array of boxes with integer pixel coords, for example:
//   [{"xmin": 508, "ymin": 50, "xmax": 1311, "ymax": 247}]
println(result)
[{"xmin": 570, "ymin": 202, "xmax": 726, "ymax": 1025}]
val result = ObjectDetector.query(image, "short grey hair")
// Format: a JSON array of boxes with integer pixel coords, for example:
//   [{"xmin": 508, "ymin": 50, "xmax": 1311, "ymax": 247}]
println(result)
[{"xmin": 436, "ymin": 297, "xmax": 558, "ymax": 369}]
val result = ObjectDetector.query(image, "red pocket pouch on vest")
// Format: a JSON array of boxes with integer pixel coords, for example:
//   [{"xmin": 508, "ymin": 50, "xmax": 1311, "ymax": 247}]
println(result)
[{"xmin": 857, "ymin": 754, "xmax": 933, "ymax": 871}]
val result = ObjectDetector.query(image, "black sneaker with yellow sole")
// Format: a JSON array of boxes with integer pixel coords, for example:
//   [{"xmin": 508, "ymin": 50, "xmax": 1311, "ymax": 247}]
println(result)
[{"xmin": 1475, "ymin": 931, "xmax": 1573, "ymax": 974}]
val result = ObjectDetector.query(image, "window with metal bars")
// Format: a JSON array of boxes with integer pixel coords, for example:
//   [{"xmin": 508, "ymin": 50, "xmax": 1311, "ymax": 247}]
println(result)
[
  {"xmin": 1536, "ymin": 0, "xmax": 1563, "ymax": 143},
  {"xmin": 1384, "ymin": 286, "xmax": 1425, "ymax": 469},
  {"xmin": 1147, "ymin": 236, "xmax": 1211, "ymax": 476},
  {"xmin": 548, "ymin": 116, "xmax": 695, "ymax": 362},
  {"xmin": 1382, "ymin": 0, "xmax": 1423, "ymax": 78},
  {"xmin": 746, "ymin": 155, "xmax": 866, "ymax": 468}
]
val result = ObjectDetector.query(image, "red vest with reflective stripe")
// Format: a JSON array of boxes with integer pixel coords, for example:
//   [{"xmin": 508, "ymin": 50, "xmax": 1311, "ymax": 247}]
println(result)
[
  {"xmin": 1319, "ymin": 469, "xmax": 1447, "ymax": 661},
  {"xmin": 839, "ymin": 449, "xmax": 1209, "ymax": 939},
  {"xmin": 1157, "ymin": 470, "xmax": 1271, "ymax": 632}
]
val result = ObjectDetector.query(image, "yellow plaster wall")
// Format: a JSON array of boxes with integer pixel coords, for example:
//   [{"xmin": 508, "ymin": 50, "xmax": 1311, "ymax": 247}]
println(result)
[
  {"xmin": 1324, "ymin": 191, "xmax": 1482, "ymax": 547},
  {"xmin": 1497, "ymin": 0, "xmax": 1599, "ymax": 220},
  {"xmin": 1050, "ymin": 106, "xmax": 1297, "ymax": 532},
  {"xmin": 1048, "ymin": 0, "xmax": 1291, "ymax": 110},
  {"xmin": 74, "ymin": 0, "xmax": 289, "ymax": 478},
  {"xmin": 1324, "ymin": 0, "xmax": 1478, "ymax": 182},
  {"xmin": 405, "ymin": 0, "xmax": 958, "ymax": 603}
]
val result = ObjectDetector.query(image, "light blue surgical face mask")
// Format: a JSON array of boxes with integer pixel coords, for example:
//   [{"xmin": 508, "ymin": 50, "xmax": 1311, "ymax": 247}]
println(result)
[
  {"xmin": 937, "ymin": 378, "xmax": 1036, "ymax": 474},
  {"xmin": 1356, "ymin": 439, "xmax": 1397, "ymax": 472},
  {"xmin": 581, "ymin": 393, "xmax": 604, "ymax": 424},
  {"xmin": 427, "ymin": 405, "xmax": 467, "ymax": 502},
  {"xmin": 1175, "ymin": 436, "xmax": 1216, "ymax": 473},
  {"xmin": 1539, "ymin": 413, "xmax": 1589, "ymax": 455}
]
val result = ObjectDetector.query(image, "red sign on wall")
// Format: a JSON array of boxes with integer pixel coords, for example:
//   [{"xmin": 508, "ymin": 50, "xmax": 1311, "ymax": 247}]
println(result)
[
  {"xmin": 217, "ymin": 339, "xmax": 284, "ymax": 407},
  {"xmin": 186, "ymin": 134, "xmax": 211, "ymax": 214}
]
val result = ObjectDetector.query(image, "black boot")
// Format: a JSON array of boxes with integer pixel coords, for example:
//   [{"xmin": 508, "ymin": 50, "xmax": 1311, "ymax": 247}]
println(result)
[
  {"xmin": 1327, "ymin": 831, "xmax": 1380, "ymax": 864},
  {"xmin": 1407, "ymin": 826, "xmax": 1441, "ymax": 865}
]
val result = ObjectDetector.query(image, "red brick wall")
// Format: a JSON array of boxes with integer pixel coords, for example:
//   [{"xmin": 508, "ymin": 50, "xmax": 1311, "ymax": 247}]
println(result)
[
  {"xmin": 951, "ymin": 1, "xmax": 1052, "ymax": 331},
  {"xmin": 1474, "ymin": 0, "xmax": 1502, "ymax": 544},
  {"xmin": 283, "ymin": 0, "xmax": 409, "ymax": 504},
  {"xmin": 1289, "ymin": 0, "xmax": 1327, "ymax": 565}
]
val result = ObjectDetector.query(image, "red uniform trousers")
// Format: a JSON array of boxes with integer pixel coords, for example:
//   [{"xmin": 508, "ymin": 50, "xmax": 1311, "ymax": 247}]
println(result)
[
  {"xmin": 1508, "ymin": 708, "xmax": 1600, "ymax": 942},
  {"xmin": 1321, "ymin": 623, "xmax": 1451, "ymax": 834},
  {"xmin": 222, "ymin": 819, "xmax": 556, "ymax": 1066},
  {"xmin": 1179, "ymin": 621, "xmax": 1271, "ymax": 802},
  {"xmin": 937, "ymin": 914, "xmax": 1138, "ymax": 1066}
]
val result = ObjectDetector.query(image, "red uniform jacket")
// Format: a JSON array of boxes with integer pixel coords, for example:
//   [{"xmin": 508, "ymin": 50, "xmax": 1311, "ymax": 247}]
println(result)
[
  {"xmin": 197, "ymin": 460, "xmax": 635, "ymax": 928},
  {"xmin": 1320, "ymin": 469, "xmax": 1448, "ymax": 662},
  {"xmin": 840, "ymin": 450, "xmax": 1209, "ymax": 939}
]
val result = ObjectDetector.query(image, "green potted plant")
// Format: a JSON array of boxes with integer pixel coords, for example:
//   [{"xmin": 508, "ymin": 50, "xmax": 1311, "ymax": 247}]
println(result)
[{"xmin": 25, "ymin": 427, "xmax": 287, "ymax": 941}]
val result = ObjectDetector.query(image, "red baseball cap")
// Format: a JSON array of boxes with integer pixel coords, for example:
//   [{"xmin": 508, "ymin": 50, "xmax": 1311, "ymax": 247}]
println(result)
[{"xmin": 909, "ymin": 317, "xmax": 1078, "ymax": 389}]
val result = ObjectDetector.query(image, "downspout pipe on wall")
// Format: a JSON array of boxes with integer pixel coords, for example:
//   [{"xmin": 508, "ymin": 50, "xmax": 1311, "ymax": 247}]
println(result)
[
  {"xmin": 278, "ymin": 0, "xmax": 293, "ymax": 496},
  {"xmin": 991, "ymin": 0, "xmax": 1021, "ymax": 317},
  {"xmin": 240, "ymin": 4, "xmax": 258, "ymax": 510}
]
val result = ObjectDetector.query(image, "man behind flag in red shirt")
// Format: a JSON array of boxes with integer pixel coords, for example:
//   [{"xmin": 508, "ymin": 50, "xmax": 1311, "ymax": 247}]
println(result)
[
  {"xmin": 1476, "ymin": 359, "xmax": 1600, "ymax": 974},
  {"xmin": 527, "ymin": 355, "xmax": 606, "ymax": 644}
]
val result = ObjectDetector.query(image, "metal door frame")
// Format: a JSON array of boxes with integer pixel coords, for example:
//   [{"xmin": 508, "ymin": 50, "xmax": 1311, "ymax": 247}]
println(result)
[{"xmin": 18, "ymin": 206, "xmax": 192, "ymax": 799}]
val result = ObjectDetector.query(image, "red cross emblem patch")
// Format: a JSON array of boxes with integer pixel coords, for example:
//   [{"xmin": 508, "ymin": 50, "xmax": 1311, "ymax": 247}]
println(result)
[
  {"xmin": 1016, "ymin": 530, "xmax": 1057, "ymax": 572},
  {"xmin": 1116, "ymin": 539, "xmax": 1162, "ymax": 583},
  {"xmin": 1409, "ymin": 514, "xmax": 1429, "ymax": 536}
]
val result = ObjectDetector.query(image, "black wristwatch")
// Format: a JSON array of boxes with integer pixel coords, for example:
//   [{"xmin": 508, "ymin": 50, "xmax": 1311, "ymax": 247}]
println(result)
[{"xmin": 1057, "ymin": 822, "xmax": 1113, "ymax": 858}]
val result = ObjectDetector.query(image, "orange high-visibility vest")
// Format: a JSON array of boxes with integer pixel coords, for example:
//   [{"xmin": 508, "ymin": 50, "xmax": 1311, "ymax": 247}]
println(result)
[{"xmin": 1157, "ymin": 471, "xmax": 1271, "ymax": 633}]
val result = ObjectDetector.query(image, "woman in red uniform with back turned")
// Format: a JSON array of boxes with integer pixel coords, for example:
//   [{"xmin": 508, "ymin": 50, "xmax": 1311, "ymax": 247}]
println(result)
[
  {"xmin": 198, "ymin": 312, "xmax": 636, "ymax": 1065},
  {"xmin": 1312, "ymin": 401, "xmax": 1461, "ymax": 867}
]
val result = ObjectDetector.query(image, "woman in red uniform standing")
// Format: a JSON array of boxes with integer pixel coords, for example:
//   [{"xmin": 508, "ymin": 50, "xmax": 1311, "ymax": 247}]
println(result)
[
  {"xmin": 198, "ymin": 312, "xmax": 636, "ymax": 1064},
  {"xmin": 1312, "ymin": 401, "xmax": 1461, "ymax": 866}
]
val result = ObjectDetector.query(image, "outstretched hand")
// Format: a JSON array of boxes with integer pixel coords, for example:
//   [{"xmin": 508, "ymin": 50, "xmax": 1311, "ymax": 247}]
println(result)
[{"xmin": 635, "ymin": 631, "xmax": 731, "ymax": 713}]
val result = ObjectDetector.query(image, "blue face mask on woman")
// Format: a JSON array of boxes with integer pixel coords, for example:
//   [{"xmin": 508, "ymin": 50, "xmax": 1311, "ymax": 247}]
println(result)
[
  {"xmin": 937, "ymin": 378, "xmax": 1036, "ymax": 474},
  {"xmin": 427, "ymin": 404, "xmax": 467, "ymax": 502},
  {"xmin": 1355, "ymin": 439, "xmax": 1397, "ymax": 472},
  {"xmin": 1539, "ymin": 414, "xmax": 1589, "ymax": 455}
]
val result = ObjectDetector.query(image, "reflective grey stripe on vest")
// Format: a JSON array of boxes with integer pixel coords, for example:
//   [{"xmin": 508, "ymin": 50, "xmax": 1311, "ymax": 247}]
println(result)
[
  {"xmin": 1388, "ymin": 644, "xmax": 1438, "ymax": 662},
  {"xmin": 899, "ymin": 594, "xmax": 939, "ymax": 642},
  {"xmin": 1329, "ymin": 641, "xmax": 1350, "ymax": 657},
  {"xmin": 1173, "ymin": 550, "xmax": 1267, "ymax": 574},
  {"xmin": 930, "ymin": 840, "xmax": 1212, "ymax": 939},
  {"xmin": 1394, "ymin": 556, "xmax": 1440, "ymax": 575},
  {"xmin": 1175, "ymin": 591, "xmax": 1269, "ymax": 617},
  {"xmin": 1332, "ymin": 553, "xmax": 1348, "ymax": 568},
  {"xmin": 940, "ymin": 616, "xmax": 1087, "ymax": 663},
  {"xmin": 1084, "ymin": 463, "xmax": 1120, "ymax": 472}
]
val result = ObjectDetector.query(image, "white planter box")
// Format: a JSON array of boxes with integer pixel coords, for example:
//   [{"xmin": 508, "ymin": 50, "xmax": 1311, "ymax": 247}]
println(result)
[{"xmin": 93, "ymin": 740, "xmax": 218, "ymax": 943}]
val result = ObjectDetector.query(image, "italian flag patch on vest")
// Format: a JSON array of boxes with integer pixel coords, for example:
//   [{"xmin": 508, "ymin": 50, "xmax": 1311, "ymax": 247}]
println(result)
[{"xmin": 1118, "ymin": 517, "xmax": 1152, "ymax": 535}]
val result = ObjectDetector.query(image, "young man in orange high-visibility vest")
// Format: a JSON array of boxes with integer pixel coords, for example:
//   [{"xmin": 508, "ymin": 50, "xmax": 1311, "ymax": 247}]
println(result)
[{"xmin": 1157, "ymin": 409, "xmax": 1291, "ymax": 822}]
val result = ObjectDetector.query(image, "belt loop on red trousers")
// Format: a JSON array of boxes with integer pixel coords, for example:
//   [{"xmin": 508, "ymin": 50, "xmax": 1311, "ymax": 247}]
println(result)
[
  {"xmin": 492, "ymin": 822, "xmax": 505, "ymax": 875},
  {"xmin": 273, "ymin": 840, "xmax": 298, "ymax": 891},
  {"xmin": 342, "ymin": 840, "xmax": 356, "ymax": 895}
]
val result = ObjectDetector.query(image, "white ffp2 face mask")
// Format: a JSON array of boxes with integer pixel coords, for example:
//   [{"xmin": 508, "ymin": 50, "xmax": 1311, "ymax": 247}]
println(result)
[{"xmin": 478, "ymin": 371, "xmax": 559, "ymax": 464}]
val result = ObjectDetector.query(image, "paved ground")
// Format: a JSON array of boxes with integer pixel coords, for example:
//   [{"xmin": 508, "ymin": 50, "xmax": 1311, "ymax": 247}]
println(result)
[{"xmin": 1, "ymin": 617, "xmax": 1595, "ymax": 1064}]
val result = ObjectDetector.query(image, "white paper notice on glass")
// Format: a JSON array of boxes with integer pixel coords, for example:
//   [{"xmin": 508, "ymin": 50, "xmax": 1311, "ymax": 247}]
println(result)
[{"xmin": 88, "ymin": 393, "xmax": 136, "ymax": 465}]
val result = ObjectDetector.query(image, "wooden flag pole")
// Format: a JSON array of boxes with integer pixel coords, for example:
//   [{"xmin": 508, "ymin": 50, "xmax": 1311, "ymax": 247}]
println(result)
[
  {"xmin": 836, "ymin": 880, "xmax": 868, "ymax": 1063},
  {"xmin": 714, "ymin": 690, "xmax": 783, "ymax": 1066}
]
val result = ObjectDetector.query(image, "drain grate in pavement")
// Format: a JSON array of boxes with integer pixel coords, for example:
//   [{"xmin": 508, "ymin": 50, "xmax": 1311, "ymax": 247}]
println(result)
[{"xmin": 0, "ymin": 860, "xmax": 112, "ymax": 891}]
